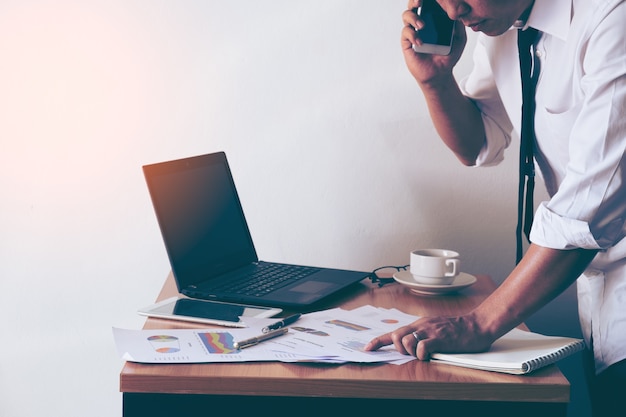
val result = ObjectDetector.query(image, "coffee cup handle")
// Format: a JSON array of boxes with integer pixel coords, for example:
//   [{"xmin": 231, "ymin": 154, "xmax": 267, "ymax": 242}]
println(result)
[{"xmin": 445, "ymin": 259, "xmax": 459, "ymax": 277}]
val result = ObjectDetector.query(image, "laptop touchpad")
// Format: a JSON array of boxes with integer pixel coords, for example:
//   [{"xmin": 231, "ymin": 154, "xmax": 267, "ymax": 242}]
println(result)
[{"xmin": 288, "ymin": 281, "xmax": 335, "ymax": 293}]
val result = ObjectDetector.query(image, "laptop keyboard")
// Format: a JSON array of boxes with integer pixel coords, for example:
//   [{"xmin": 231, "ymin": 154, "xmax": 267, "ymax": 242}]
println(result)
[{"xmin": 210, "ymin": 263, "xmax": 320, "ymax": 297}]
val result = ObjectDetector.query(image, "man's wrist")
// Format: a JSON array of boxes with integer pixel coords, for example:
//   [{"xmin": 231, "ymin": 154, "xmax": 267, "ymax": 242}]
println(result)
[
  {"xmin": 417, "ymin": 71, "xmax": 457, "ymax": 93},
  {"xmin": 463, "ymin": 309, "xmax": 503, "ymax": 345}
]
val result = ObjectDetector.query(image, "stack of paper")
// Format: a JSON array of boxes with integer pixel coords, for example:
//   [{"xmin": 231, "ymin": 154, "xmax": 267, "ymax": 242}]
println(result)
[{"xmin": 114, "ymin": 305, "xmax": 418, "ymax": 365}]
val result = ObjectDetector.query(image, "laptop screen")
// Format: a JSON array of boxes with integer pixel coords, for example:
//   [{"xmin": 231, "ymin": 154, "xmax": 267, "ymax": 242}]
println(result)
[{"xmin": 143, "ymin": 152, "xmax": 258, "ymax": 287}]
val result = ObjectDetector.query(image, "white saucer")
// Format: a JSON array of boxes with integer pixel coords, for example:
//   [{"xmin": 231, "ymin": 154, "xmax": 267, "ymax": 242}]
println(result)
[{"xmin": 393, "ymin": 270, "xmax": 477, "ymax": 296}]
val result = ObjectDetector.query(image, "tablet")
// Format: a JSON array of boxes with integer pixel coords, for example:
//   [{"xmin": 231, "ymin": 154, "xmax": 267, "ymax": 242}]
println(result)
[{"xmin": 137, "ymin": 296, "xmax": 282, "ymax": 327}]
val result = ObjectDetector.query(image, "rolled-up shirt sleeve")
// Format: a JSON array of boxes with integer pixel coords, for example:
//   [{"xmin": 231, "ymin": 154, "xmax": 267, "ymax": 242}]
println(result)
[
  {"xmin": 459, "ymin": 37, "xmax": 514, "ymax": 168},
  {"xmin": 531, "ymin": 153, "xmax": 626, "ymax": 252}
]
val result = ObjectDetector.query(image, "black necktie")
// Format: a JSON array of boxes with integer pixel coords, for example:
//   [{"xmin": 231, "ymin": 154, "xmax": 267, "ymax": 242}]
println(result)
[{"xmin": 516, "ymin": 27, "xmax": 538, "ymax": 264}]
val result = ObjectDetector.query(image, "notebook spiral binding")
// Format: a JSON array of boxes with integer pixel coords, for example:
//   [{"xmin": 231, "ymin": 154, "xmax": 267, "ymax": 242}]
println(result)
[{"xmin": 522, "ymin": 339, "xmax": 585, "ymax": 373}]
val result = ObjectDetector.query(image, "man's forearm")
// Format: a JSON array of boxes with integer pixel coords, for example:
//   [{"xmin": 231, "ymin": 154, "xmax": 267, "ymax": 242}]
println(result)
[
  {"xmin": 419, "ymin": 74, "xmax": 487, "ymax": 166},
  {"xmin": 470, "ymin": 244, "xmax": 598, "ymax": 341}
]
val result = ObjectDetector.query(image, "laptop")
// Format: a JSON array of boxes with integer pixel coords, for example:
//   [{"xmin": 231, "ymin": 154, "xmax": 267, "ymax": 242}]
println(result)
[{"xmin": 142, "ymin": 151, "xmax": 368, "ymax": 309}]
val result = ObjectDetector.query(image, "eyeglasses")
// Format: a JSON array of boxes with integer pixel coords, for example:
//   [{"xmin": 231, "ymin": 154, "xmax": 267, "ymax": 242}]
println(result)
[{"xmin": 368, "ymin": 265, "xmax": 409, "ymax": 287}]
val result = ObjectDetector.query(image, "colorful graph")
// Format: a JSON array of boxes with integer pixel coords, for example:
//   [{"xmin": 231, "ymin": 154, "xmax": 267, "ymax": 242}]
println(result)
[
  {"xmin": 292, "ymin": 326, "xmax": 329, "ymax": 336},
  {"xmin": 147, "ymin": 335, "xmax": 180, "ymax": 353},
  {"xmin": 198, "ymin": 332, "xmax": 237, "ymax": 354},
  {"xmin": 325, "ymin": 319, "xmax": 370, "ymax": 331}
]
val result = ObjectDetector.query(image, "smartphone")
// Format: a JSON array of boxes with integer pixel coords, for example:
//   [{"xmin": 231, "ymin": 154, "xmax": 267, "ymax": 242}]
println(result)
[
  {"xmin": 138, "ymin": 296, "xmax": 282, "ymax": 327},
  {"xmin": 412, "ymin": 0, "xmax": 455, "ymax": 55}
]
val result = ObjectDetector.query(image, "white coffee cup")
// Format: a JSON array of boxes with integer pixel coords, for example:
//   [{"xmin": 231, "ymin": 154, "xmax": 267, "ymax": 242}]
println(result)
[{"xmin": 410, "ymin": 249, "xmax": 460, "ymax": 285}]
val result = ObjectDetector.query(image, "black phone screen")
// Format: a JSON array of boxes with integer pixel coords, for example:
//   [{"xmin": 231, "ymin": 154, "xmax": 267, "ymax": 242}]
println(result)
[
  {"xmin": 419, "ymin": 0, "xmax": 455, "ymax": 46},
  {"xmin": 172, "ymin": 298, "xmax": 247, "ymax": 321}
]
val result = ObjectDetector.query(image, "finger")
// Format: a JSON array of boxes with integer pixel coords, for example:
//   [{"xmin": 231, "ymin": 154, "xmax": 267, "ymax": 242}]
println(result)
[
  {"xmin": 401, "ymin": 333, "xmax": 418, "ymax": 356},
  {"xmin": 401, "ymin": 7, "xmax": 425, "ymax": 53},
  {"xmin": 401, "ymin": 25, "xmax": 421, "ymax": 51},
  {"xmin": 401, "ymin": 8, "xmax": 424, "ymax": 31},
  {"xmin": 415, "ymin": 337, "xmax": 433, "ymax": 361},
  {"xmin": 389, "ymin": 326, "xmax": 415, "ymax": 355},
  {"xmin": 363, "ymin": 333, "xmax": 393, "ymax": 351}
]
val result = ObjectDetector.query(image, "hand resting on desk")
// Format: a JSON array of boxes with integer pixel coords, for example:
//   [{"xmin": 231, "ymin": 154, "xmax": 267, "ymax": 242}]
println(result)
[{"xmin": 364, "ymin": 314, "xmax": 493, "ymax": 360}]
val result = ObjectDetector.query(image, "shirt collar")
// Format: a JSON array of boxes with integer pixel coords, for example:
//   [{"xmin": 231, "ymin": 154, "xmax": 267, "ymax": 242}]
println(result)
[{"xmin": 524, "ymin": 0, "xmax": 571, "ymax": 41}]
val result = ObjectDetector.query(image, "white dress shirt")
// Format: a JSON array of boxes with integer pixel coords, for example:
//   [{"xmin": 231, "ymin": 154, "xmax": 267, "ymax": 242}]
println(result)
[{"xmin": 460, "ymin": 0, "xmax": 626, "ymax": 374}]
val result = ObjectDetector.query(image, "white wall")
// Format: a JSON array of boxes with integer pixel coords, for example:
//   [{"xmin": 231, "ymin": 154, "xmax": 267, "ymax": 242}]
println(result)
[{"xmin": 0, "ymin": 1, "xmax": 585, "ymax": 416}]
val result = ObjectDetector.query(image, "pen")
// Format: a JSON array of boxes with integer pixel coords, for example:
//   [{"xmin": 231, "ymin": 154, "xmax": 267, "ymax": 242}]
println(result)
[
  {"xmin": 262, "ymin": 313, "xmax": 302, "ymax": 333},
  {"xmin": 233, "ymin": 327, "xmax": 289, "ymax": 350}
]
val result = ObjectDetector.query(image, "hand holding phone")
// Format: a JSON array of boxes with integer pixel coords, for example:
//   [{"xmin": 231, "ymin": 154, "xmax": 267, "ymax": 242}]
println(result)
[{"xmin": 412, "ymin": 0, "xmax": 455, "ymax": 55}]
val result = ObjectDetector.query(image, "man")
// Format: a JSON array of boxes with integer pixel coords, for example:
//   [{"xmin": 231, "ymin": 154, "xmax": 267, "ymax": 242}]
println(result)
[{"xmin": 364, "ymin": 1, "xmax": 626, "ymax": 415}]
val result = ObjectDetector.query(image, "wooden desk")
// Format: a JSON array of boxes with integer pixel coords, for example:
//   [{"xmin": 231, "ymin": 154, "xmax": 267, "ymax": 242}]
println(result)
[{"xmin": 120, "ymin": 273, "xmax": 570, "ymax": 417}]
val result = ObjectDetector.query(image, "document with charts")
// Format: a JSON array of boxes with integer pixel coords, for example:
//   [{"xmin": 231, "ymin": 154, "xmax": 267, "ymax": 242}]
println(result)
[{"xmin": 113, "ymin": 305, "xmax": 418, "ymax": 364}]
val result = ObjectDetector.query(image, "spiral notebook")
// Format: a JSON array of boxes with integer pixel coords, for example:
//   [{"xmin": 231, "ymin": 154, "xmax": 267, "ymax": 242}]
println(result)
[{"xmin": 430, "ymin": 328, "xmax": 585, "ymax": 375}]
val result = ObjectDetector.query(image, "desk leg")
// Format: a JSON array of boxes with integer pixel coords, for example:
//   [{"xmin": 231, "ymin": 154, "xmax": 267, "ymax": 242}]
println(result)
[{"xmin": 123, "ymin": 393, "xmax": 567, "ymax": 417}]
